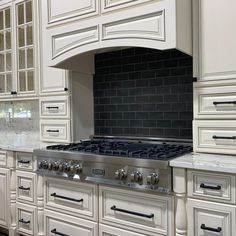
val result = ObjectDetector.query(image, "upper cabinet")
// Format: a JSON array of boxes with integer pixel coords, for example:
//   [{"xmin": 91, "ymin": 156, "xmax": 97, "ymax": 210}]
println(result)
[
  {"xmin": 194, "ymin": 0, "xmax": 236, "ymax": 81},
  {"xmin": 40, "ymin": 0, "xmax": 192, "ymax": 70},
  {"xmin": 0, "ymin": 0, "xmax": 38, "ymax": 99}
]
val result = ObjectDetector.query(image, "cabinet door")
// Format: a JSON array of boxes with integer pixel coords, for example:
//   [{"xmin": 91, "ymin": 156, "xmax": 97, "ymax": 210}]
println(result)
[
  {"xmin": 0, "ymin": 168, "xmax": 9, "ymax": 228},
  {"xmin": 196, "ymin": 0, "xmax": 236, "ymax": 80},
  {"xmin": 15, "ymin": 0, "xmax": 37, "ymax": 96},
  {"xmin": 0, "ymin": 5, "xmax": 14, "ymax": 97}
]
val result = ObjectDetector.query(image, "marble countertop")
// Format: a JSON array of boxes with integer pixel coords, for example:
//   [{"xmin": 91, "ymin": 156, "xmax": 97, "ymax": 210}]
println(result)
[
  {"xmin": 0, "ymin": 132, "xmax": 51, "ymax": 153},
  {"xmin": 170, "ymin": 152, "xmax": 236, "ymax": 174}
]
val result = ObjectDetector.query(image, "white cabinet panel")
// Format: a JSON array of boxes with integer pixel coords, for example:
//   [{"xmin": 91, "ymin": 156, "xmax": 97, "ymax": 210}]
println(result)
[
  {"xmin": 44, "ymin": 210, "xmax": 98, "ymax": 236},
  {"xmin": 0, "ymin": 151, "xmax": 7, "ymax": 167},
  {"xmin": 196, "ymin": 0, "xmax": 236, "ymax": 80},
  {"xmin": 47, "ymin": 0, "xmax": 98, "ymax": 25},
  {"xmin": 16, "ymin": 152, "xmax": 35, "ymax": 171},
  {"xmin": 188, "ymin": 199, "xmax": 236, "ymax": 236},
  {"xmin": 102, "ymin": 11, "xmax": 164, "ymax": 41},
  {"xmin": 45, "ymin": 177, "xmax": 98, "ymax": 221},
  {"xmin": 99, "ymin": 186, "xmax": 174, "ymax": 236},
  {"xmin": 188, "ymin": 170, "xmax": 236, "ymax": 204},
  {"xmin": 0, "ymin": 168, "xmax": 9, "ymax": 228}
]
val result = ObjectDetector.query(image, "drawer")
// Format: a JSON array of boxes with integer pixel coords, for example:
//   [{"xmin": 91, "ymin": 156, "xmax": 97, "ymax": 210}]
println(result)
[
  {"xmin": 16, "ymin": 171, "xmax": 37, "ymax": 205},
  {"xmin": 99, "ymin": 186, "xmax": 174, "ymax": 236},
  {"xmin": 16, "ymin": 152, "xmax": 35, "ymax": 171},
  {"xmin": 40, "ymin": 120, "xmax": 71, "ymax": 143},
  {"xmin": 193, "ymin": 120, "xmax": 236, "ymax": 155},
  {"xmin": 99, "ymin": 224, "xmax": 149, "ymax": 236},
  {"xmin": 194, "ymin": 84, "xmax": 236, "ymax": 119},
  {"xmin": 45, "ymin": 177, "xmax": 98, "ymax": 221},
  {"xmin": 40, "ymin": 96, "xmax": 70, "ymax": 119},
  {"xmin": 44, "ymin": 210, "xmax": 98, "ymax": 236},
  {"xmin": 0, "ymin": 151, "xmax": 7, "ymax": 167},
  {"xmin": 188, "ymin": 199, "xmax": 236, "ymax": 236},
  {"xmin": 16, "ymin": 203, "xmax": 36, "ymax": 236},
  {"xmin": 187, "ymin": 170, "xmax": 235, "ymax": 204}
]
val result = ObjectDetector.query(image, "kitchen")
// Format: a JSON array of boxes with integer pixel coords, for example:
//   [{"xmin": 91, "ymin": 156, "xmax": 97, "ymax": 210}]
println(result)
[{"xmin": 0, "ymin": 0, "xmax": 236, "ymax": 236}]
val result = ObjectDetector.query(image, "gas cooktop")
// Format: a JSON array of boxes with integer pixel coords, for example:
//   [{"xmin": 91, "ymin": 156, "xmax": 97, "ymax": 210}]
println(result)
[{"xmin": 35, "ymin": 137, "xmax": 192, "ymax": 193}]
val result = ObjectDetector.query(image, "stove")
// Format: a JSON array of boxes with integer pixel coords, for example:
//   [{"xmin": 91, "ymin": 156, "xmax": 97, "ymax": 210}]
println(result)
[{"xmin": 34, "ymin": 136, "xmax": 192, "ymax": 193}]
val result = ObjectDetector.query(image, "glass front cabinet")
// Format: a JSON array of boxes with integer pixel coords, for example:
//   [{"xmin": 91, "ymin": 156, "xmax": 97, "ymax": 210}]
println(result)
[{"xmin": 0, "ymin": 0, "xmax": 38, "ymax": 99}]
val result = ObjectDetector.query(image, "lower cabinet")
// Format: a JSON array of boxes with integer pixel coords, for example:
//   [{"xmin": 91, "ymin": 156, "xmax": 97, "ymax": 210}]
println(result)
[
  {"xmin": 44, "ymin": 210, "xmax": 98, "ymax": 236},
  {"xmin": 188, "ymin": 199, "xmax": 236, "ymax": 236}
]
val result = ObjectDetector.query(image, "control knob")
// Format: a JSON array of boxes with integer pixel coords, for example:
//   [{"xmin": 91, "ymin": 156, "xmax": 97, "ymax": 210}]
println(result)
[
  {"xmin": 39, "ymin": 160, "xmax": 49, "ymax": 169},
  {"xmin": 115, "ymin": 169, "xmax": 127, "ymax": 180},
  {"xmin": 130, "ymin": 171, "xmax": 143, "ymax": 182},
  {"xmin": 147, "ymin": 173, "xmax": 159, "ymax": 185},
  {"xmin": 71, "ymin": 164, "xmax": 82, "ymax": 174},
  {"xmin": 52, "ymin": 161, "xmax": 60, "ymax": 171}
]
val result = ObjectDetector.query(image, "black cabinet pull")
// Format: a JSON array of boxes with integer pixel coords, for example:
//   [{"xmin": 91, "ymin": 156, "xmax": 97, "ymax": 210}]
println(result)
[
  {"xmin": 18, "ymin": 160, "xmax": 30, "ymax": 164},
  {"xmin": 201, "ymin": 224, "xmax": 222, "ymax": 233},
  {"xmin": 110, "ymin": 205, "xmax": 154, "ymax": 219},
  {"xmin": 212, "ymin": 135, "xmax": 236, "ymax": 140},
  {"xmin": 46, "ymin": 106, "xmax": 59, "ymax": 110},
  {"xmin": 213, "ymin": 101, "xmax": 236, "ymax": 105},
  {"xmin": 64, "ymin": 88, "xmax": 68, "ymax": 91},
  {"xmin": 11, "ymin": 91, "xmax": 17, "ymax": 95},
  {"xmin": 19, "ymin": 219, "xmax": 30, "ymax": 224},
  {"xmin": 200, "ymin": 183, "xmax": 221, "ymax": 190},
  {"xmin": 19, "ymin": 186, "xmax": 30, "ymax": 191},
  {"xmin": 51, "ymin": 228, "xmax": 69, "ymax": 236},
  {"xmin": 46, "ymin": 130, "xmax": 59, "ymax": 133},
  {"xmin": 51, "ymin": 193, "xmax": 83, "ymax": 203}
]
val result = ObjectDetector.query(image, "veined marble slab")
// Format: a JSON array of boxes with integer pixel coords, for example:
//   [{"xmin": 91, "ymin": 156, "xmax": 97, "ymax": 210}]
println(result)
[{"xmin": 170, "ymin": 152, "xmax": 236, "ymax": 174}]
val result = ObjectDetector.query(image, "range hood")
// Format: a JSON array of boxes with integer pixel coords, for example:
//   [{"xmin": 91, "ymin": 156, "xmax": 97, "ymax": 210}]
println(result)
[{"xmin": 41, "ymin": 0, "xmax": 192, "ymax": 72}]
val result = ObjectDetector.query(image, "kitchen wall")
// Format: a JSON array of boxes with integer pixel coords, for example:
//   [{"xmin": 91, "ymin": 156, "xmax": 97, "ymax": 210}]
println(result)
[
  {"xmin": 0, "ymin": 100, "xmax": 39, "ymax": 133},
  {"xmin": 94, "ymin": 48, "xmax": 193, "ymax": 139}
]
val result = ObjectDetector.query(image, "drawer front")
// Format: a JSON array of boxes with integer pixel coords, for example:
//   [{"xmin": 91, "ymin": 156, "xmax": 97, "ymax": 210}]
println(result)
[
  {"xmin": 45, "ymin": 177, "xmax": 98, "ymax": 221},
  {"xmin": 99, "ymin": 186, "xmax": 173, "ymax": 236},
  {"xmin": 193, "ymin": 120, "xmax": 236, "ymax": 155},
  {"xmin": 188, "ymin": 199, "xmax": 236, "ymax": 236},
  {"xmin": 44, "ymin": 210, "xmax": 98, "ymax": 236},
  {"xmin": 16, "ymin": 171, "xmax": 37, "ymax": 205},
  {"xmin": 0, "ymin": 151, "xmax": 7, "ymax": 167},
  {"xmin": 40, "ymin": 120, "xmax": 71, "ymax": 143},
  {"xmin": 16, "ymin": 203, "xmax": 36, "ymax": 236},
  {"xmin": 99, "ymin": 224, "xmax": 150, "ymax": 236},
  {"xmin": 187, "ymin": 170, "xmax": 235, "ymax": 204},
  {"xmin": 40, "ymin": 96, "xmax": 70, "ymax": 119},
  {"xmin": 194, "ymin": 85, "xmax": 236, "ymax": 119},
  {"xmin": 16, "ymin": 153, "xmax": 35, "ymax": 171}
]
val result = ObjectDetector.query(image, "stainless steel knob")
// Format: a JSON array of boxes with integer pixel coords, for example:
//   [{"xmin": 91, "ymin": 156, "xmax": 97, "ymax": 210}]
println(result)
[
  {"xmin": 147, "ymin": 173, "xmax": 159, "ymax": 185},
  {"xmin": 115, "ymin": 169, "xmax": 127, "ymax": 180},
  {"xmin": 52, "ymin": 161, "xmax": 59, "ymax": 171},
  {"xmin": 48, "ymin": 162, "xmax": 53, "ymax": 170},
  {"xmin": 40, "ymin": 160, "xmax": 49, "ymax": 169},
  {"xmin": 130, "ymin": 171, "xmax": 143, "ymax": 182},
  {"xmin": 74, "ymin": 164, "xmax": 82, "ymax": 174}
]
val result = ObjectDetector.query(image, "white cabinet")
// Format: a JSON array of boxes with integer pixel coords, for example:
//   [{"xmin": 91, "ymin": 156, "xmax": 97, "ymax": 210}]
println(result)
[
  {"xmin": 0, "ymin": 0, "xmax": 39, "ymax": 99},
  {"xmin": 40, "ymin": 0, "xmax": 192, "ymax": 69},
  {"xmin": 193, "ymin": 0, "xmax": 236, "ymax": 81},
  {"xmin": 0, "ymin": 167, "xmax": 9, "ymax": 228}
]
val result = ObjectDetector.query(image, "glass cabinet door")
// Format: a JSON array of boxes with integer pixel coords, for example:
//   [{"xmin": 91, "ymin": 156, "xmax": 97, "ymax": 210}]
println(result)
[
  {"xmin": 0, "ymin": 7, "xmax": 13, "ymax": 95},
  {"xmin": 16, "ymin": 0, "xmax": 35, "ymax": 93}
]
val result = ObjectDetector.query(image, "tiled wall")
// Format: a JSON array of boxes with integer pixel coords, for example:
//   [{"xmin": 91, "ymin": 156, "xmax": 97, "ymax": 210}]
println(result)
[
  {"xmin": 94, "ymin": 48, "xmax": 194, "ymax": 139},
  {"xmin": 0, "ymin": 100, "xmax": 39, "ymax": 132}
]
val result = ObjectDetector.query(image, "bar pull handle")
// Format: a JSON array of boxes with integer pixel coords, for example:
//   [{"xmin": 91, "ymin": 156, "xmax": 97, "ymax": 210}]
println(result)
[
  {"xmin": 51, "ymin": 193, "xmax": 83, "ymax": 203},
  {"xmin": 213, "ymin": 101, "xmax": 236, "ymax": 105},
  {"xmin": 18, "ymin": 160, "xmax": 30, "ymax": 164},
  {"xmin": 200, "ymin": 183, "xmax": 221, "ymax": 190},
  {"xmin": 46, "ymin": 106, "xmax": 59, "ymax": 109},
  {"xmin": 212, "ymin": 135, "xmax": 236, "ymax": 140},
  {"xmin": 110, "ymin": 205, "xmax": 154, "ymax": 219},
  {"xmin": 19, "ymin": 219, "xmax": 30, "ymax": 224},
  {"xmin": 46, "ymin": 130, "xmax": 59, "ymax": 133},
  {"xmin": 51, "ymin": 228, "xmax": 69, "ymax": 236},
  {"xmin": 18, "ymin": 186, "xmax": 30, "ymax": 191},
  {"xmin": 200, "ymin": 224, "xmax": 222, "ymax": 233}
]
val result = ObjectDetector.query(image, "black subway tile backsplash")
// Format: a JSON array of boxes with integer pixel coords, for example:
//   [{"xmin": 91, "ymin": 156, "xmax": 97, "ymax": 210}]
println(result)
[{"xmin": 94, "ymin": 48, "xmax": 193, "ymax": 139}]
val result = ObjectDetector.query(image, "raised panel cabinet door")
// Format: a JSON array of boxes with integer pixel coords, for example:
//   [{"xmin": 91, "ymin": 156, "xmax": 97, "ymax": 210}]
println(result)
[
  {"xmin": 197, "ymin": 0, "xmax": 236, "ymax": 80},
  {"xmin": 0, "ymin": 168, "xmax": 9, "ymax": 228}
]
